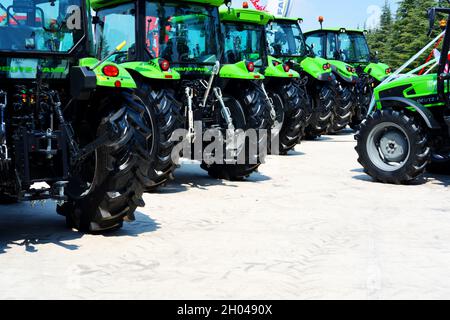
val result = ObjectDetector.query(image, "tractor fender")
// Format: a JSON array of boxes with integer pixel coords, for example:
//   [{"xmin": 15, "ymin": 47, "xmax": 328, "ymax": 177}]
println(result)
[{"xmin": 379, "ymin": 97, "xmax": 441, "ymax": 129}]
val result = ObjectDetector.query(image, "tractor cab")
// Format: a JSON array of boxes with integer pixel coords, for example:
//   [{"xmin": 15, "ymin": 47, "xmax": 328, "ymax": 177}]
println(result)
[
  {"xmin": 305, "ymin": 27, "xmax": 391, "ymax": 84},
  {"xmin": 0, "ymin": 0, "xmax": 88, "ymax": 80},
  {"xmin": 92, "ymin": 0, "xmax": 224, "ymax": 79}
]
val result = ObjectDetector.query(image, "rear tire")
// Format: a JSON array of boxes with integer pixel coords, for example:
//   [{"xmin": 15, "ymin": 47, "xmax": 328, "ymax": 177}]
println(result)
[
  {"xmin": 136, "ymin": 83, "xmax": 183, "ymax": 192},
  {"xmin": 268, "ymin": 82, "xmax": 305, "ymax": 155},
  {"xmin": 304, "ymin": 83, "xmax": 336, "ymax": 138},
  {"xmin": 355, "ymin": 109, "xmax": 430, "ymax": 184},
  {"xmin": 330, "ymin": 82, "xmax": 355, "ymax": 132},
  {"xmin": 351, "ymin": 77, "xmax": 373, "ymax": 130},
  {"xmin": 59, "ymin": 91, "xmax": 153, "ymax": 233},
  {"xmin": 202, "ymin": 83, "xmax": 271, "ymax": 180}
]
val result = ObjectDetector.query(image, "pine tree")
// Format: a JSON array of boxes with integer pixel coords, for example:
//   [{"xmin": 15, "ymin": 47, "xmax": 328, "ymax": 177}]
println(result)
[
  {"xmin": 388, "ymin": 0, "xmax": 439, "ymax": 70},
  {"xmin": 367, "ymin": 0, "xmax": 393, "ymax": 65},
  {"xmin": 367, "ymin": 0, "xmax": 440, "ymax": 70}
]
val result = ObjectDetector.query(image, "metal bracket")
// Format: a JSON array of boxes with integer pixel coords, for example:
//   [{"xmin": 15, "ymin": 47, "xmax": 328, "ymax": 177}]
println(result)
[
  {"xmin": 185, "ymin": 87, "xmax": 195, "ymax": 143},
  {"xmin": 214, "ymin": 88, "xmax": 235, "ymax": 132}
]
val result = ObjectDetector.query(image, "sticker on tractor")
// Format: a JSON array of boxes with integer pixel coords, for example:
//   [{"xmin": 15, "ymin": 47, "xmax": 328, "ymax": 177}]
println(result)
[{"xmin": 8, "ymin": 59, "xmax": 38, "ymax": 79}]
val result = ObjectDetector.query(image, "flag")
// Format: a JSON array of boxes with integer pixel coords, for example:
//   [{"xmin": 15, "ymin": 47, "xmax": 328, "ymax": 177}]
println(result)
[{"xmin": 243, "ymin": 0, "xmax": 293, "ymax": 17}]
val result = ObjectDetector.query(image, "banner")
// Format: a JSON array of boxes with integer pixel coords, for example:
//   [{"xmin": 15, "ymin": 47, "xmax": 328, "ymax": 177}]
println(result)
[{"xmin": 243, "ymin": 0, "xmax": 293, "ymax": 17}]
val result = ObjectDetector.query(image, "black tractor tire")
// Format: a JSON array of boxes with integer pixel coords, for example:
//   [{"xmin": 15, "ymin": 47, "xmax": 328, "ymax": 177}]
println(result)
[
  {"xmin": 268, "ymin": 82, "xmax": 305, "ymax": 155},
  {"xmin": 330, "ymin": 82, "xmax": 356, "ymax": 133},
  {"xmin": 58, "ymin": 91, "xmax": 154, "ymax": 233},
  {"xmin": 351, "ymin": 78, "xmax": 373, "ymax": 131},
  {"xmin": 202, "ymin": 84, "xmax": 272, "ymax": 180},
  {"xmin": 355, "ymin": 109, "xmax": 430, "ymax": 184},
  {"xmin": 136, "ymin": 83, "xmax": 184, "ymax": 192},
  {"xmin": 304, "ymin": 83, "xmax": 336, "ymax": 139}
]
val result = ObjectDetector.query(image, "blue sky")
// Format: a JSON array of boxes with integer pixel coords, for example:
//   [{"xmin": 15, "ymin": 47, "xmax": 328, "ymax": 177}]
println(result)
[{"xmin": 289, "ymin": 0, "xmax": 399, "ymax": 32}]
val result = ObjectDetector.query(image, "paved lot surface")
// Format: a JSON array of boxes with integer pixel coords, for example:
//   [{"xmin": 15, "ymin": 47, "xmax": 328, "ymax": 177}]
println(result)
[{"xmin": 1, "ymin": 131, "xmax": 450, "ymax": 300}]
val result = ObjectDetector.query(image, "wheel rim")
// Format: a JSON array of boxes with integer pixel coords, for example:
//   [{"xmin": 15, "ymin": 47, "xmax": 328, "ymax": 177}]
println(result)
[{"xmin": 366, "ymin": 122, "xmax": 410, "ymax": 172}]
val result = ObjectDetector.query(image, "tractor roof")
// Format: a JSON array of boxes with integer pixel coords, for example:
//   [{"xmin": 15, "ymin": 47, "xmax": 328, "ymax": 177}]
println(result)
[
  {"xmin": 304, "ymin": 28, "xmax": 367, "ymax": 35},
  {"xmin": 219, "ymin": 7, "xmax": 273, "ymax": 26},
  {"xmin": 90, "ymin": 0, "xmax": 226, "ymax": 11}
]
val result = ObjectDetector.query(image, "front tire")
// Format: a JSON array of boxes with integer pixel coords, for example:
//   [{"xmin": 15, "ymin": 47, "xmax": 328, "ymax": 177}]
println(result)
[
  {"xmin": 355, "ymin": 109, "xmax": 430, "ymax": 184},
  {"xmin": 59, "ymin": 92, "xmax": 153, "ymax": 233}
]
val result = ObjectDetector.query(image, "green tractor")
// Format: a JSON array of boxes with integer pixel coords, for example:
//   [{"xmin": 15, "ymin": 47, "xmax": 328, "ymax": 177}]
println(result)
[
  {"xmin": 355, "ymin": 5, "xmax": 450, "ymax": 184},
  {"xmin": 91, "ymin": 0, "xmax": 183, "ymax": 191},
  {"xmin": 219, "ymin": 6, "xmax": 306, "ymax": 155},
  {"xmin": 267, "ymin": 17, "xmax": 338, "ymax": 139},
  {"xmin": 94, "ymin": 0, "xmax": 272, "ymax": 181},
  {"xmin": 0, "ymin": 0, "xmax": 154, "ymax": 232},
  {"xmin": 305, "ymin": 26, "xmax": 391, "ymax": 130}
]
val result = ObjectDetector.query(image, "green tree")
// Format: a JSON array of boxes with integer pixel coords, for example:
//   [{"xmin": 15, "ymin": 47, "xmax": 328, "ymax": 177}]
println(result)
[
  {"xmin": 367, "ymin": 0, "xmax": 393, "ymax": 65},
  {"xmin": 368, "ymin": 0, "xmax": 440, "ymax": 70}
]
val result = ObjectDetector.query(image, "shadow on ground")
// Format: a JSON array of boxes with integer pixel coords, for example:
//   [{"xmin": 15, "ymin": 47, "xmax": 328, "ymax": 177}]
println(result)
[
  {"xmin": 0, "ymin": 202, "xmax": 159, "ymax": 254},
  {"xmin": 154, "ymin": 162, "xmax": 271, "ymax": 194},
  {"xmin": 351, "ymin": 167, "xmax": 450, "ymax": 187}
]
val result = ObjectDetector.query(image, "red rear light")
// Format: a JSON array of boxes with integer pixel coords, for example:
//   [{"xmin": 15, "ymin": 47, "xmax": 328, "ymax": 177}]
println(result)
[
  {"xmin": 283, "ymin": 64, "xmax": 290, "ymax": 72},
  {"xmin": 247, "ymin": 61, "xmax": 255, "ymax": 72},
  {"xmin": 102, "ymin": 65, "xmax": 119, "ymax": 77},
  {"xmin": 323, "ymin": 63, "xmax": 331, "ymax": 70},
  {"xmin": 160, "ymin": 59, "xmax": 170, "ymax": 71},
  {"xmin": 386, "ymin": 68, "xmax": 392, "ymax": 74}
]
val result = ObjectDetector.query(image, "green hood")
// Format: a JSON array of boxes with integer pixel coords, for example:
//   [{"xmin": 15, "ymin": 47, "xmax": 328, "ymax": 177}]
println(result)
[
  {"xmin": 374, "ymin": 74, "xmax": 440, "ymax": 109},
  {"xmin": 364, "ymin": 62, "xmax": 391, "ymax": 82},
  {"xmin": 328, "ymin": 60, "xmax": 358, "ymax": 83},
  {"xmin": 299, "ymin": 56, "xmax": 333, "ymax": 80}
]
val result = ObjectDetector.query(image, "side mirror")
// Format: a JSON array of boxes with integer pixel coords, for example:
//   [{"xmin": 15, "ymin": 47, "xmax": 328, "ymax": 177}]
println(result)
[{"xmin": 428, "ymin": 8, "xmax": 436, "ymax": 36}]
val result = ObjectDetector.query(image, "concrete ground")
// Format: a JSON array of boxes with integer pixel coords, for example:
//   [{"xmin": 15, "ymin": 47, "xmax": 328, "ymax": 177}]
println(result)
[{"xmin": 1, "ymin": 131, "xmax": 450, "ymax": 300}]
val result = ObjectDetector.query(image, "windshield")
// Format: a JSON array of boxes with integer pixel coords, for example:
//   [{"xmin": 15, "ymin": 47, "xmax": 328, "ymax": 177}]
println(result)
[
  {"xmin": 337, "ymin": 32, "xmax": 370, "ymax": 63},
  {"xmin": 0, "ymin": 0, "xmax": 84, "ymax": 53},
  {"xmin": 223, "ymin": 23, "xmax": 265, "ymax": 66},
  {"xmin": 267, "ymin": 21, "xmax": 307, "ymax": 57},
  {"xmin": 145, "ymin": 2, "xmax": 220, "ymax": 65},
  {"xmin": 96, "ymin": 3, "xmax": 136, "ymax": 62}
]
